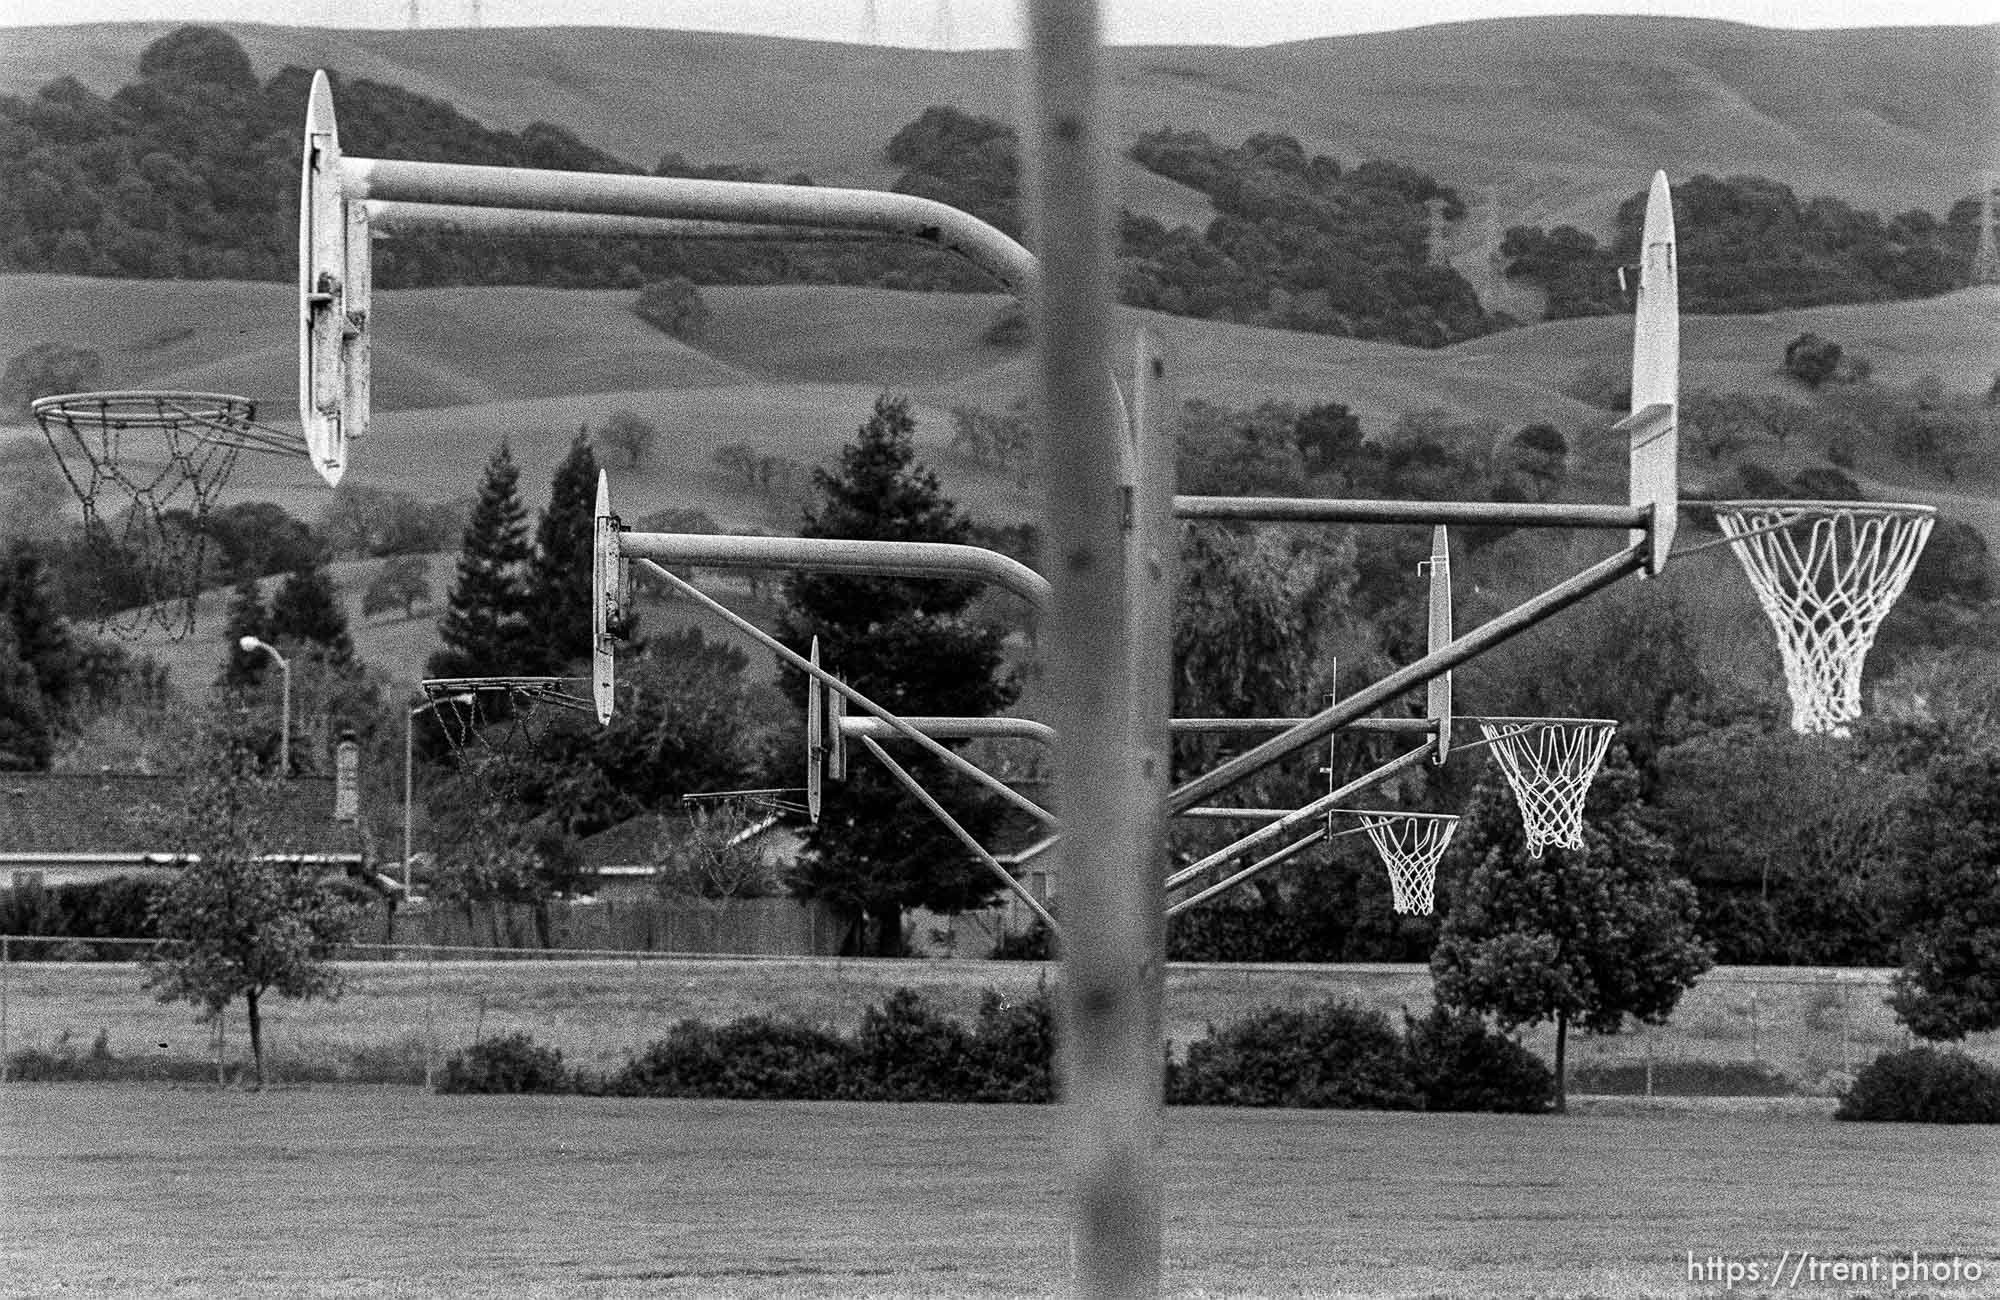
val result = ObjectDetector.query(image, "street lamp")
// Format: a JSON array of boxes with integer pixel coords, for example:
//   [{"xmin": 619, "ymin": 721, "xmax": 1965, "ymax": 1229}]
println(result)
[
  {"xmin": 405, "ymin": 692, "xmax": 474, "ymax": 898},
  {"xmin": 237, "ymin": 636, "xmax": 291, "ymax": 776}
]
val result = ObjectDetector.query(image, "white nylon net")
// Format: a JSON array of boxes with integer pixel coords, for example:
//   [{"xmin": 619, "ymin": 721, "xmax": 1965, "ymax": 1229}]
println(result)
[
  {"xmin": 1355, "ymin": 812, "xmax": 1458, "ymax": 915},
  {"xmin": 1714, "ymin": 502, "xmax": 1935, "ymax": 736},
  {"xmin": 1475, "ymin": 718, "xmax": 1617, "ymax": 859}
]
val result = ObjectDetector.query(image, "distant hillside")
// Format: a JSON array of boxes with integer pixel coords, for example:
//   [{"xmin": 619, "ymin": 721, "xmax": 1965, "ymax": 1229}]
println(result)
[
  {"xmin": 2, "ymin": 17, "xmax": 1989, "ymax": 238},
  {"xmin": 4, "ymin": 274, "xmax": 1991, "ymax": 541}
]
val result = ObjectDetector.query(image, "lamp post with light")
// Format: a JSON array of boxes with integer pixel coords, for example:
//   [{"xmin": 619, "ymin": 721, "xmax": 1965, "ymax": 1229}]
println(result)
[{"xmin": 237, "ymin": 636, "xmax": 291, "ymax": 775}]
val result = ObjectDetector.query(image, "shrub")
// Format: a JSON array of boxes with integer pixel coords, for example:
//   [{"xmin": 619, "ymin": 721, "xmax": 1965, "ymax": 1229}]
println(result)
[
  {"xmin": 1170, "ymin": 1000, "xmax": 1419, "ymax": 1110},
  {"xmin": 855, "ymin": 988, "xmax": 975, "ymax": 1101},
  {"xmin": 633, "ymin": 277, "xmax": 709, "ymax": 341},
  {"xmin": 615, "ymin": 1015, "xmax": 854, "ymax": 1100},
  {"xmin": 1401, "ymin": 1006, "xmax": 1555, "ymax": 1112},
  {"xmin": 991, "ymin": 923, "xmax": 1053, "ymax": 960},
  {"xmin": 966, "ymin": 986, "xmax": 1055, "ymax": 1102},
  {"xmin": 1837, "ymin": 1047, "xmax": 2000, "ymax": 1124},
  {"xmin": 437, "ymin": 1031, "xmax": 569, "ymax": 1094}
]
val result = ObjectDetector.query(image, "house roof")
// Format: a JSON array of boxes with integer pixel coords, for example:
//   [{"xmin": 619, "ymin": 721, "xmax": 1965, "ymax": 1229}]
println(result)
[{"xmin": 0, "ymin": 773, "xmax": 351, "ymax": 855}]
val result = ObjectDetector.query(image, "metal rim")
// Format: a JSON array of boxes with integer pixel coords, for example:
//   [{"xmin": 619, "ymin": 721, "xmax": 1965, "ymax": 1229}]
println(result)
[
  {"xmin": 32, "ymin": 390, "xmax": 308, "ymax": 458},
  {"xmin": 1707, "ymin": 498, "xmax": 1938, "ymax": 519}
]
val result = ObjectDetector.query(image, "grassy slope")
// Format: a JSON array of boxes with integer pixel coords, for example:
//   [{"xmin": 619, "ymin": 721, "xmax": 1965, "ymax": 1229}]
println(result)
[{"xmin": 0, "ymin": 16, "xmax": 1991, "ymax": 237}]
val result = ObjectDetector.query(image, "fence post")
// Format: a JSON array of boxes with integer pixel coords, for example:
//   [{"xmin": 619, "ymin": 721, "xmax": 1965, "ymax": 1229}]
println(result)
[
  {"xmin": 215, "ymin": 1006, "xmax": 226, "ymax": 1087},
  {"xmin": 1748, "ymin": 986, "xmax": 1760, "ymax": 1065},
  {"xmin": 2, "ymin": 935, "xmax": 10, "ymax": 1085},
  {"xmin": 423, "ymin": 944, "xmax": 437, "ymax": 1091},
  {"xmin": 1642, "ymin": 1021, "xmax": 1654, "ymax": 1098},
  {"xmin": 1838, "ymin": 976, "xmax": 1851, "ymax": 1074}
]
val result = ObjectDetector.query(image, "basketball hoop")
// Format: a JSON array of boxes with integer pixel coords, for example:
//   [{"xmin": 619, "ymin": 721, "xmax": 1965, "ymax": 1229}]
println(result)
[
  {"xmin": 1711, "ymin": 500, "xmax": 1935, "ymax": 736},
  {"xmin": 418, "ymin": 676, "xmax": 595, "ymax": 800},
  {"xmin": 1471, "ymin": 717, "xmax": 1617, "ymax": 858},
  {"xmin": 31, "ymin": 391, "xmax": 310, "ymax": 638},
  {"xmin": 1346, "ymin": 811, "xmax": 1458, "ymax": 915}
]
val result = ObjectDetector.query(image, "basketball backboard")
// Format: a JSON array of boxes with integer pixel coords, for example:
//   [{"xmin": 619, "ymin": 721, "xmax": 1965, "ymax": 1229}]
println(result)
[
  {"xmin": 1622, "ymin": 169, "xmax": 1679, "ymax": 576},
  {"xmin": 299, "ymin": 70, "xmax": 369, "ymax": 487},
  {"xmin": 591, "ymin": 471, "xmax": 626, "ymax": 724},
  {"xmin": 1424, "ymin": 525, "xmax": 1452, "ymax": 763}
]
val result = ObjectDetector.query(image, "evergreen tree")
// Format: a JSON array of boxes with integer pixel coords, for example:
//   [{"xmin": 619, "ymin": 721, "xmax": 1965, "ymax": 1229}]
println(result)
[
  {"xmin": 1431, "ymin": 748, "xmax": 1712, "ymax": 1112},
  {"xmin": 428, "ymin": 442, "xmax": 535, "ymax": 681},
  {"xmin": 524, "ymin": 431, "xmax": 599, "ymax": 674},
  {"xmin": 776, "ymin": 394, "xmax": 1020, "ymax": 956},
  {"xmin": 267, "ymin": 549, "xmax": 352, "ymax": 664},
  {"xmin": 220, "ymin": 564, "xmax": 269, "ymax": 688}
]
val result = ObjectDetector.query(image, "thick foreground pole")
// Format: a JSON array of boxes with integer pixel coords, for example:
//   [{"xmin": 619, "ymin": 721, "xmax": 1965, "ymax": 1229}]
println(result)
[{"xmin": 1025, "ymin": 2, "xmax": 1165, "ymax": 1295}]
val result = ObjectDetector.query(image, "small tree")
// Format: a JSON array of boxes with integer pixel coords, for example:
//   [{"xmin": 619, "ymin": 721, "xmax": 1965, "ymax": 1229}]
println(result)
[
  {"xmin": 361, "ymin": 553, "xmax": 433, "ymax": 619},
  {"xmin": 594, "ymin": 409, "xmax": 660, "ymax": 470},
  {"xmin": 143, "ymin": 754, "xmax": 360, "ymax": 1087},
  {"xmin": 633, "ymin": 277, "xmax": 710, "ymax": 342},
  {"xmin": 1508, "ymin": 423, "xmax": 1568, "ymax": 499},
  {"xmin": 1784, "ymin": 332, "xmax": 1842, "ymax": 388},
  {"xmin": 0, "ymin": 620, "xmax": 51, "ymax": 771},
  {"xmin": 428, "ymin": 442, "xmax": 535, "ymax": 680},
  {"xmin": 1887, "ymin": 751, "xmax": 2000, "ymax": 1041},
  {"xmin": 2, "ymin": 342, "xmax": 104, "ymax": 415},
  {"xmin": 1432, "ymin": 750, "xmax": 1712, "ymax": 1111}
]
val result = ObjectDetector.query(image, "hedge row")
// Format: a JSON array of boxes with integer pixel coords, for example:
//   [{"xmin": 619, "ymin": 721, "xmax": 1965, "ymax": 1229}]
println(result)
[{"xmin": 438, "ymin": 990, "xmax": 1554, "ymax": 1113}]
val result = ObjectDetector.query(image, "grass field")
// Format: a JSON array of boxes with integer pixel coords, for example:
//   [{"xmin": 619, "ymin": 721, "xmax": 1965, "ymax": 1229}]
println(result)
[
  {"xmin": 8, "ymin": 957, "xmax": 1994, "ymax": 1098},
  {"xmin": 1, "ymin": 1083, "xmax": 1995, "ymax": 1299}
]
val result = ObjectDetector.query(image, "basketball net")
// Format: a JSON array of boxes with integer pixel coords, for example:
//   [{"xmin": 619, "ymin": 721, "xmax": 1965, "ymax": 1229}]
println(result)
[
  {"xmin": 418, "ymin": 676, "xmax": 594, "ymax": 803},
  {"xmin": 32, "ymin": 392, "xmax": 307, "ymax": 638},
  {"xmin": 1713, "ymin": 502, "xmax": 1935, "ymax": 736},
  {"xmin": 1353, "ymin": 811, "xmax": 1458, "ymax": 915},
  {"xmin": 1475, "ymin": 718, "xmax": 1617, "ymax": 859}
]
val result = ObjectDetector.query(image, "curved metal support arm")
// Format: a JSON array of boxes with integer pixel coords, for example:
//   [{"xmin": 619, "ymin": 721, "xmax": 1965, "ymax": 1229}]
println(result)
[
  {"xmin": 842, "ymin": 716, "xmax": 1058, "ymax": 746},
  {"xmin": 341, "ymin": 158, "xmax": 1038, "ymax": 293},
  {"xmin": 621, "ymin": 531, "xmax": 1052, "ymax": 611},
  {"xmin": 1176, "ymin": 495, "xmax": 1648, "ymax": 530},
  {"xmin": 364, "ymin": 201, "xmax": 903, "ymax": 246}
]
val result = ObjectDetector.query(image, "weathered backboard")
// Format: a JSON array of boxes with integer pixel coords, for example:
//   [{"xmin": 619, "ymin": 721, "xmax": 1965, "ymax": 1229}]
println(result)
[
  {"xmin": 591, "ymin": 471, "xmax": 623, "ymax": 724},
  {"xmin": 1425, "ymin": 525, "xmax": 1452, "ymax": 763},
  {"xmin": 299, "ymin": 70, "xmax": 369, "ymax": 487},
  {"xmin": 1624, "ymin": 169, "xmax": 1679, "ymax": 575},
  {"xmin": 806, "ymin": 637, "xmax": 824, "ymax": 824}
]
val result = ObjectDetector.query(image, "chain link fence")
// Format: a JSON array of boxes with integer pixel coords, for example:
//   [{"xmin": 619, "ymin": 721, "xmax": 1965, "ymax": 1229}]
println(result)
[{"xmin": 4, "ymin": 938, "xmax": 1995, "ymax": 1094}]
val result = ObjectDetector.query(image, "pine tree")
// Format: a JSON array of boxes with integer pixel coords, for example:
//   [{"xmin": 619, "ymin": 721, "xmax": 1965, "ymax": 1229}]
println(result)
[
  {"xmin": 429, "ymin": 442, "xmax": 535, "ymax": 681},
  {"xmin": 776, "ymin": 394, "xmax": 1020, "ymax": 955},
  {"xmin": 268, "ymin": 549, "xmax": 353, "ymax": 664},
  {"xmin": 524, "ymin": 431, "xmax": 599, "ymax": 674}
]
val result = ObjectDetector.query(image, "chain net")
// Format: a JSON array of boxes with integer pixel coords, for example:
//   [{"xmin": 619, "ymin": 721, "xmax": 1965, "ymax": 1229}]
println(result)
[
  {"xmin": 1475, "ymin": 718, "xmax": 1617, "ymax": 859},
  {"xmin": 419, "ymin": 677, "xmax": 596, "ymax": 806},
  {"xmin": 32, "ymin": 392, "xmax": 307, "ymax": 638},
  {"xmin": 1714, "ymin": 502, "xmax": 1935, "ymax": 736},
  {"xmin": 1354, "ymin": 811, "xmax": 1458, "ymax": 915}
]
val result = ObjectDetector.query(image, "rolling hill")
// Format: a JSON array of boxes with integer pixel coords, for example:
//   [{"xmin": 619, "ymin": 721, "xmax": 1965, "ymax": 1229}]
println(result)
[{"xmin": 1, "ymin": 17, "xmax": 1992, "ymax": 246}]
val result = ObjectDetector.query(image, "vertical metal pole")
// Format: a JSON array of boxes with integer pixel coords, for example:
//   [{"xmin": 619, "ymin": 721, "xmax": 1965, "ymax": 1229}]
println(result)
[
  {"xmin": 1748, "ymin": 987, "xmax": 1760, "ymax": 1064},
  {"xmin": 2, "ymin": 936, "xmax": 10, "ymax": 1085},
  {"xmin": 404, "ymin": 704, "xmax": 415, "ymax": 895},
  {"xmin": 1024, "ymin": 3, "xmax": 1165, "ymax": 1291},
  {"xmin": 278, "ymin": 657, "xmax": 291, "ymax": 777}
]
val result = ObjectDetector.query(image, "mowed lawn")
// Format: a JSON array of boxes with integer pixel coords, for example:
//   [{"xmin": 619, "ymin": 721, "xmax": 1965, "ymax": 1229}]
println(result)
[{"xmin": 2, "ymin": 1084, "xmax": 1995, "ymax": 1299}]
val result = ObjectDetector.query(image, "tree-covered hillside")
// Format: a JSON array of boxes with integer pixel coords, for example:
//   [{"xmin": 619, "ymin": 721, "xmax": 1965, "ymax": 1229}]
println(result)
[{"xmin": 1501, "ymin": 174, "xmax": 1986, "ymax": 319}]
